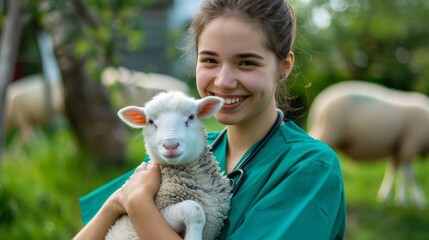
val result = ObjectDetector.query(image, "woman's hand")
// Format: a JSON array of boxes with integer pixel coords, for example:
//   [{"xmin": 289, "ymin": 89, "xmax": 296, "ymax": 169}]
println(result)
[
  {"xmin": 118, "ymin": 161, "xmax": 161, "ymax": 215},
  {"xmin": 116, "ymin": 161, "xmax": 181, "ymax": 240},
  {"xmin": 74, "ymin": 161, "xmax": 162, "ymax": 240}
]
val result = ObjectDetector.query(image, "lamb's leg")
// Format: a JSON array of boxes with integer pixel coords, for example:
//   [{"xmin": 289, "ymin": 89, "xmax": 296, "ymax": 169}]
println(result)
[
  {"xmin": 161, "ymin": 200, "xmax": 206, "ymax": 240},
  {"xmin": 377, "ymin": 160, "xmax": 396, "ymax": 203}
]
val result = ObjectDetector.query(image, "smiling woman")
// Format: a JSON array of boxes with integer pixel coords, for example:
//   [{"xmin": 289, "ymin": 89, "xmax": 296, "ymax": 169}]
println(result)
[
  {"xmin": 189, "ymin": 2, "xmax": 345, "ymax": 239},
  {"xmin": 76, "ymin": 1, "xmax": 346, "ymax": 239}
]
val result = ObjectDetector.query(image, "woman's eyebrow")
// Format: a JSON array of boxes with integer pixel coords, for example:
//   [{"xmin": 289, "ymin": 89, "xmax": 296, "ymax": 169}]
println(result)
[
  {"xmin": 236, "ymin": 53, "xmax": 264, "ymax": 60},
  {"xmin": 198, "ymin": 50, "xmax": 264, "ymax": 60},
  {"xmin": 198, "ymin": 50, "xmax": 217, "ymax": 56}
]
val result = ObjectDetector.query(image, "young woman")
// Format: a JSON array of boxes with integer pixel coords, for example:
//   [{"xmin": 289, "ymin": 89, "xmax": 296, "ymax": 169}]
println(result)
[{"xmin": 75, "ymin": 0, "xmax": 346, "ymax": 239}]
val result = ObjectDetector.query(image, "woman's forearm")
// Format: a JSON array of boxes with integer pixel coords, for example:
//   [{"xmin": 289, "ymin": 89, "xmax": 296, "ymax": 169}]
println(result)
[
  {"xmin": 73, "ymin": 203, "xmax": 120, "ymax": 240},
  {"xmin": 74, "ymin": 162, "xmax": 181, "ymax": 239}
]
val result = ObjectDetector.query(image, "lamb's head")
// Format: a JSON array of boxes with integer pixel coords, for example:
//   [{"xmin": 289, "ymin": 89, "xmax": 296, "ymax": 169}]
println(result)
[{"xmin": 118, "ymin": 91, "xmax": 224, "ymax": 166}]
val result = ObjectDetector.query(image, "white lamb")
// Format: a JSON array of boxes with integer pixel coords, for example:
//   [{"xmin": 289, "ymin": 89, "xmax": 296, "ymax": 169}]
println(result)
[
  {"xmin": 107, "ymin": 91, "xmax": 231, "ymax": 240},
  {"xmin": 307, "ymin": 81, "xmax": 429, "ymax": 209}
]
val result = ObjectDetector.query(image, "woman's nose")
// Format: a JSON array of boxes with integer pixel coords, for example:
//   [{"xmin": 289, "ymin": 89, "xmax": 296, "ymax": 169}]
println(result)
[{"xmin": 214, "ymin": 66, "xmax": 237, "ymax": 89}]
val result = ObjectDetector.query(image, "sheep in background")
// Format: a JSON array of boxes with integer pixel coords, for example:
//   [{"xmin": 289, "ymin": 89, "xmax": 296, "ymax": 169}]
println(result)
[
  {"xmin": 307, "ymin": 81, "xmax": 429, "ymax": 209},
  {"xmin": 107, "ymin": 91, "xmax": 231, "ymax": 240},
  {"xmin": 4, "ymin": 67, "xmax": 188, "ymax": 150},
  {"xmin": 5, "ymin": 74, "xmax": 64, "ymax": 149},
  {"xmin": 101, "ymin": 66, "xmax": 190, "ymax": 106}
]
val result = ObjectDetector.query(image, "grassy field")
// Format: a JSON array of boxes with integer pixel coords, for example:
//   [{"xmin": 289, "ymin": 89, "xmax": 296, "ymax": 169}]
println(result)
[
  {"xmin": 341, "ymin": 154, "xmax": 429, "ymax": 240},
  {"xmin": 1, "ymin": 121, "xmax": 429, "ymax": 239}
]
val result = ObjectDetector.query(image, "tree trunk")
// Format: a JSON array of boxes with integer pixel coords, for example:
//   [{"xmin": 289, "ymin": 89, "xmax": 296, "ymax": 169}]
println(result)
[
  {"xmin": 57, "ymin": 50, "xmax": 126, "ymax": 165},
  {"xmin": 43, "ymin": 1, "xmax": 126, "ymax": 165},
  {"xmin": 0, "ymin": 0, "xmax": 26, "ymax": 162}
]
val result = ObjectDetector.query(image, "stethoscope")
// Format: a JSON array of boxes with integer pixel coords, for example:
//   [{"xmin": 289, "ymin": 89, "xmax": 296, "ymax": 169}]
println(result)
[{"xmin": 210, "ymin": 109, "xmax": 285, "ymax": 198}]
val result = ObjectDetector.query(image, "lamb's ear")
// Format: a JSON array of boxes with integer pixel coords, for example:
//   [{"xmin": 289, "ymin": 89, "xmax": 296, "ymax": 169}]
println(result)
[
  {"xmin": 196, "ymin": 96, "xmax": 224, "ymax": 118},
  {"xmin": 117, "ymin": 106, "xmax": 147, "ymax": 128}
]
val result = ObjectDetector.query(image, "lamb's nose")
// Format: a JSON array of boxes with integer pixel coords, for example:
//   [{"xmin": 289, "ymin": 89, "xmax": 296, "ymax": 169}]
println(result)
[{"xmin": 163, "ymin": 142, "xmax": 179, "ymax": 150}]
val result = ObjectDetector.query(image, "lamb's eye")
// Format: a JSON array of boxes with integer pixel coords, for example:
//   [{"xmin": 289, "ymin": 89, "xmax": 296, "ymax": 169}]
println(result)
[
  {"xmin": 186, "ymin": 114, "xmax": 195, "ymax": 127},
  {"xmin": 147, "ymin": 119, "xmax": 157, "ymax": 128}
]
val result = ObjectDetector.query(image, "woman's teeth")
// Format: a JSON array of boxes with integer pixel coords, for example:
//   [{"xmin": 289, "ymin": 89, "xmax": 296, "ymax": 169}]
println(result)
[{"xmin": 224, "ymin": 97, "xmax": 243, "ymax": 105}]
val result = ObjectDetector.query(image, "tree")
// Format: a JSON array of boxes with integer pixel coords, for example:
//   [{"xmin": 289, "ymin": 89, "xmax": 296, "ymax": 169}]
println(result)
[
  {"xmin": 0, "ymin": 0, "xmax": 151, "ymax": 164},
  {"xmin": 40, "ymin": 0, "xmax": 152, "ymax": 165},
  {"xmin": 291, "ymin": 0, "xmax": 429, "ymax": 102},
  {"xmin": 0, "ymin": 0, "xmax": 29, "ymax": 162},
  {"xmin": 40, "ymin": 0, "xmax": 126, "ymax": 165}
]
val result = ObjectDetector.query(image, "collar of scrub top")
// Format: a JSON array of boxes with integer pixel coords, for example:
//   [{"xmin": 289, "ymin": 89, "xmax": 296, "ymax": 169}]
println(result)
[{"xmin": 210, "ymin": 109, "xmax": 285, "ymax": 199}]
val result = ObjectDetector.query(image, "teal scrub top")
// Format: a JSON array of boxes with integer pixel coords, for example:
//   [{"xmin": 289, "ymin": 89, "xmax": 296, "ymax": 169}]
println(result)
[{"xmin": 79, "ymin": 121, "xmax": 346, "ymax": 239}]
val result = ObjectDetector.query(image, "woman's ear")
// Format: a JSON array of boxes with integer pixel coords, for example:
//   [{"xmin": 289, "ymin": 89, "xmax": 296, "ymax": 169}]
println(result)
[{"xmin": 279, "ymin": 51, "xmax": 295, "ymax": 83}]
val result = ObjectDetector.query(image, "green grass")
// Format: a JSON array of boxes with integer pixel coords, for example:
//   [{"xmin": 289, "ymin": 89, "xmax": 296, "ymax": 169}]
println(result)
[
  {"xmin": 1, "ymin": 123, "xmax": 429, "ymax": 239},
  {"xmin": 0, "ymin": 127, "xmax": 145, "ymax": 239},
  {"xmin": 340, "ymin": 153, "xmax": 429, "ymax": 240}
]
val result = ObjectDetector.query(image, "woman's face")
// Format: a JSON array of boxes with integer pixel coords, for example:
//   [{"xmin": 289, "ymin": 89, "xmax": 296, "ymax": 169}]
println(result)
[{"xmin": 196, "ymin": 16, "xmax": 285, "ymax": 126}]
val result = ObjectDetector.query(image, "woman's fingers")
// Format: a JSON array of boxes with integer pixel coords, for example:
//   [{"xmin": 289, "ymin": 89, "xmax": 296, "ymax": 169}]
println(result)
[
  {"xmin": 124, "ymin": 162, "xmax": 149, "ymax": 185},
  {"xmin": 133, "ymin": 161, "xmax": 159, "ymax": 175},
  {"xmin": 135, "ymin": 162, "xmax": 149, "ymax": 173}
]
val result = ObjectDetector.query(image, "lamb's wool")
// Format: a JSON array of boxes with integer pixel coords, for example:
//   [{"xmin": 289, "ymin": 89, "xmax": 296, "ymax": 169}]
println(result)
[
  {"xmin": 105, "ymin": 216, "xmax": 138, "ymax": 240},
  {"xmin": 156, "ymin": 145, "xmax": 231, "ymax": 239}
]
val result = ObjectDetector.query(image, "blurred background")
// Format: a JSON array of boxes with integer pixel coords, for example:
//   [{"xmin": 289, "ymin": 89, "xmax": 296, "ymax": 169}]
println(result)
[{"xmin": 0, "ymin": 0, "xmax": 428, "ymax": 239}]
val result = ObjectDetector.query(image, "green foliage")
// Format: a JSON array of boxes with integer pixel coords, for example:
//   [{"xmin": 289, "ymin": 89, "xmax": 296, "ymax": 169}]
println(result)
[
  {"xmin": 0, "ymin": 127, "xmax": 145, "ymax": 239},
  {"xmin": 32, "ymin": 0, "xmax": 151, "ymax": 79},
  {"xmin": 291, "ymin": 0, "xmax": 429, "ymax": 104}
]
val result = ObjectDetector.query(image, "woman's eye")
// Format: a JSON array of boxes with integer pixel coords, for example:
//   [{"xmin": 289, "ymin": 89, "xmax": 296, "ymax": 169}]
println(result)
[
  {"xmin": 239, "ymin": 60, "xmax": 256, "ymax": 66},
  {"xmin": 201, "ymin": 58, "xmax": 217, "ymax": 64}
]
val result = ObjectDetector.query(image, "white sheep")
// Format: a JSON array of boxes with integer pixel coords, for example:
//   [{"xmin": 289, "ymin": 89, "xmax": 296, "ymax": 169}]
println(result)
[
  {"xmin": 5, "ymin": 74, "xmax": 64, "ymax": 149},
  {"xmin": 307, "ymin": 80, "xmax": 429, "ymax": 209},
  {"xmin": 101, "ymin": 66, "xmax": 190, "ymax": 106},
  {"xmin": 4, "ymin": 67, "xmax": 188, "ymax": 150},
  {"xmin": 106, "ymin": 91, "xmax": 231, "ymax": 240}
]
